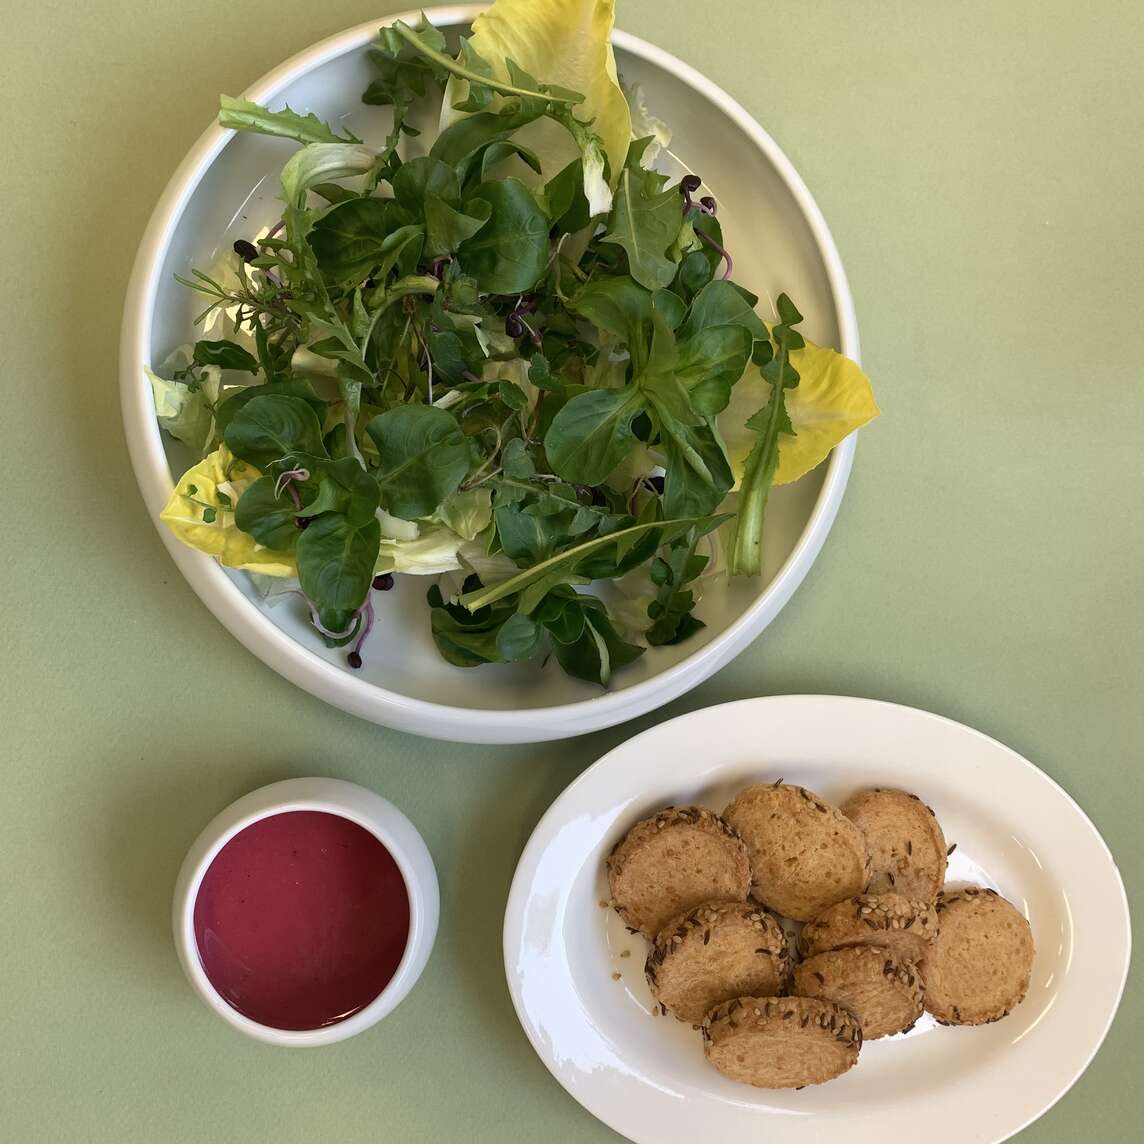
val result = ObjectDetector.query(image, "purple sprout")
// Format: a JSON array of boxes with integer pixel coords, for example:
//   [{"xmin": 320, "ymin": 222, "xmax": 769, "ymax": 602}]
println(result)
[
  {"xmin": 505, "ymin": 296, "xmax": 542, "ymax": 346},
  {"xmin": 696, "ymin": 228, "xmax": 734, "ymax": 280},
  {"xmin": 679, "ymin": 176, "xmax": 732, "ymax": 278},
  {"xmin": 273, "ymin": 467, "xmax": 310, "ymax": 516},
  {"xmin": 346, "ymin": 597, "xmax": 375, "ymax": 670},
  {"xmin": 292, "ymin": 573, "xmax": 392, "ymax": 671}
]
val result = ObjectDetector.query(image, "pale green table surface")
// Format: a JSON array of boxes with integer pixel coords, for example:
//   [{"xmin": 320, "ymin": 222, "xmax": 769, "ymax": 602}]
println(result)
[{"xmin": 2, "ymin": 1, "xmax": 1140, "ymax": 1139}]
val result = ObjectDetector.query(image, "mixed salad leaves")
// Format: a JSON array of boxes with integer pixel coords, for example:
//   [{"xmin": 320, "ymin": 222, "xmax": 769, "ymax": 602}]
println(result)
[{"xmin": 152, "ymin": 0, "xmax": 878, "ymax": 686}]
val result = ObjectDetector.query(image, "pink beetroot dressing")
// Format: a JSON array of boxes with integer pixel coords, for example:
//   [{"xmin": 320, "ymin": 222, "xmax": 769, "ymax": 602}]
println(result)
[{"xmin": 193, "ymin": 811, "xmax": 410, "ymax": 1030}]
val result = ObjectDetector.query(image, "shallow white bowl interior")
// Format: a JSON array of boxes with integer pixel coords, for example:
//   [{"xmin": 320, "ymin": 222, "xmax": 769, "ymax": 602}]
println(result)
[
  {"xmin": 121, "ymin": 6, "xmax": 859, "ymax": 742},
  {"xmin": 503, "ymin": 696, "xmax": 1131, "ymax": 1144},
  {"xmin": 173, "ymin": 777, "xmax": 440, "ymax": 1046}
]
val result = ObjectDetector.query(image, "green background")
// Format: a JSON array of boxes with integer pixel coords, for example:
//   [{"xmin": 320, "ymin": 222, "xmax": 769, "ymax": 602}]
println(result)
[{"xmin": 1, "ymin": 1, "xmax": 1139, "ymax": 1139}]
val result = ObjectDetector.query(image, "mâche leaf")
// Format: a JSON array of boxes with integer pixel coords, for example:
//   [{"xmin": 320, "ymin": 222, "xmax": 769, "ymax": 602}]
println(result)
[
  {"xmin": 543, "ymin": 386, "xmax": 645, "ymax": 485},
  {"xmin": 296, "ymin": 513, "xmax": 381, "ymax": 632},
  {"xmin": 223, "ymin": 394, "xmax": 327, "ymax": 470},
  {"xmin": 366, "ymin": 405, "xmax": 471, "ymax": 520},
  {"xmin": 457, "ymin": 178, "xmax": 550, "ymax": 294}
]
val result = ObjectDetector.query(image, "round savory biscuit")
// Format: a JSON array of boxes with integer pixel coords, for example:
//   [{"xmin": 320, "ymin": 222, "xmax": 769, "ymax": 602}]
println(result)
[
  {"xmin": 702, "ymin": 995, "xmax": 861, "ymax": 1088},
  {"xmin": 921, "ymin": 887, "xmax": 1034, "ymax": 1025},
  {"xmin": 792, "ymin": 946, "xmax": 924, "ymax": 1039},
  {"xmin": 841, "ymin": 787, "xmax": 947, "ymax": 901},
  {"xmin": 799, "ymin": 892, "xmax": 939, "ymax": 962},
  {"xmin": 722, "ymin": 784, "xmax": 867, "ymax": 921},
  {"xmin": 606, "ymin": 806, "xmax": 750, "ymax": 937},
  {"xmin": 646, "ymin": 901, "xmax": 791, "ymax": 1023}
]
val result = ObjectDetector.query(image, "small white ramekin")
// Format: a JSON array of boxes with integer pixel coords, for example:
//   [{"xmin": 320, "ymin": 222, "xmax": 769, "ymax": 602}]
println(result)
[{"xmin": 172, "ymin": 777, "xmax": 439, "ymax": 1046}]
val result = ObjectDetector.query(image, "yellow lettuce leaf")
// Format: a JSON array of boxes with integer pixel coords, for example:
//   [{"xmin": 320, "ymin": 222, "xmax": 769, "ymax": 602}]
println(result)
[
  {"xmin": 449, "ymin": 0, "xmax": 632, "ymax": 198},
  {"xmin": 160, "ymin": 447, "xmax": 297, "ymax": 576},
  {"xmin": 720, "ymin": 340, "xmax": 880, "ymax": 487}
]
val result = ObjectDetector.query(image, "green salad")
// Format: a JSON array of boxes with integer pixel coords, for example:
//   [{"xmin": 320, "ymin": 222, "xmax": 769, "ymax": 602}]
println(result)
[{"xmin": 153, "ymin": 0, "xmax": 878, "ymax": 685}]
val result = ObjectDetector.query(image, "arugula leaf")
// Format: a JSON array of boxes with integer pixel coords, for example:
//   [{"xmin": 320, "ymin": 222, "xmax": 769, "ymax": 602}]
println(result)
[
  {"xmin": 391, "ymin": 19, "xmax": 581, "ymax": 104},
  {"xmin": 457, "ymin": 178, "xmax": 550, "ymax": 294},
  {"xmin": 218, "ymin": 96, "xmax": 362, "ymax": 145},
  {"xmin": 366, "ymin": 405, "xmax": 471, "ymax": 520},
  {"xmin": 729, "ymin": 293, "xmax": 804, "ymax": 575},
  {"xmin": 223, "ymin": 394, "xmax": 327, "ymax": 470},
  {"xmin": 457, "ymin": 516, "xmax": 717, "ymax": 612},
  {"xmin": 645, "ymin": 531, "xmax": 708, "ymax": 646},
  {"xmin": 601, "ymin": 166, "xmax": 683, "ymax": 290},
  {"xmin": 296, "ymin": 513, "xmax": 381, "ymax": 632}
]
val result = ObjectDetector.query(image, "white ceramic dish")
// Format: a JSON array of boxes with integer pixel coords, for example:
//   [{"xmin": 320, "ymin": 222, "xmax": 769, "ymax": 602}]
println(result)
[
  {"xmin": 503, "ymin": 696, "xmax": 1131, "ymax": 1143},
  {"xmin": 120, "ymin": 5, "xmax": 860, "ymax": 743},
  {"xmin": 173, "ymin": 777, "xmax": 439, "ymax": 1046}
]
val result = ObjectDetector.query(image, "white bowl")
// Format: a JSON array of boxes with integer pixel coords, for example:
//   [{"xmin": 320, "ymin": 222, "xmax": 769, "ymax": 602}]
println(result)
[
  {"xmin": 121, "ymin": 5, "xmax": 861, "ymax": 743},
  {"xmin": 172, "ymin": 777, "xmax": 439, "ymax": 1046},
  {"xmin": 504, "ymin": 697, "xmax": 1131, "ymax": 1143}
]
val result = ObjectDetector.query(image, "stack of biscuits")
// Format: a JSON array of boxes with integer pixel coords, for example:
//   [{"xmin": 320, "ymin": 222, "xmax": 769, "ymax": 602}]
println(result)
[{"xmin": 605, "ymin": 783, "xmax": 1035, "ymax": 1089}]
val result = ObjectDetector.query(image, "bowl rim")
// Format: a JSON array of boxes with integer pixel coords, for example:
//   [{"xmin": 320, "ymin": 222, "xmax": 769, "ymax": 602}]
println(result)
[
  {"xmin": 501, "ymin": 695, "xmax": 1133, "ymax": 1143},
  {"xmin": 120, "ymin": 4, "xmax": 861, "ymax": 743},
  {"xmin": 171, "ymin": 777, "xmax": 439, "ymax": 1046}
]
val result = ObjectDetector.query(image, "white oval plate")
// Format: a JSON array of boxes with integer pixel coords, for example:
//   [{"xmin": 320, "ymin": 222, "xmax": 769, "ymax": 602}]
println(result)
[
  {"xmin": 120, "ymin": 6, "xmax": 860, "ymax": 743},
  {"xmin": 503, "ymin": 696, "xmax": 1130, "ymax": 1143}
]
